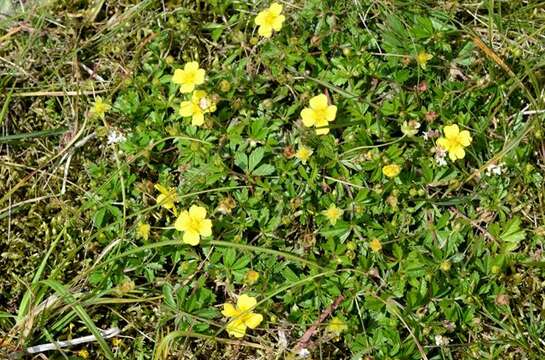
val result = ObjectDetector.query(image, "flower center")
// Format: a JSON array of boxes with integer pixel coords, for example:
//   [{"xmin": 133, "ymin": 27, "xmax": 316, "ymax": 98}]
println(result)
[
  {"xmin": 264, "ymin": 12, "xmax": 277, "ymax": 26},
  {"xmin": 313, "ymin": 107, "xmax": 328, "ymax": 122},
  {"xmin": 184, "ymin": 71, "xmax": 196, "ymax": 84},
  {"xmin": 187, "ymin": 217, "xmax": 202, "ymax": 232}
]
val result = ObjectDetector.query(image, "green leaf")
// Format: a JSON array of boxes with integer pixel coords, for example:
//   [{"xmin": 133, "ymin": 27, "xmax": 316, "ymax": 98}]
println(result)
[
  {"xmin": 252, "ymin": 164, "xmax": 275, "ymax": 176},
  {"xmin": 234, "ymin": 152, "xmax": 248, "ymax": 171},
  {"xmin": 500, "ymin": 217, "xmax": 525, "ymax": 252},
  {"xmin": 248, "ymin": 147, "xmax": 265, "ymax": 172}
]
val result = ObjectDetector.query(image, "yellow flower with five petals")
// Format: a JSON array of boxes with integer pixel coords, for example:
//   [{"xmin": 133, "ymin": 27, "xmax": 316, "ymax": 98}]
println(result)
[
  {"xmin": 172, "ymin": 62, "xmax": 206, "ymax": 93},
  {"xmin": 180, "ymin": 90, "xmax": 217, "ymax": 126},
  {"xmin": 174, "ymin": 205, "xmax": 212, "ymax": 246},
  {"xmin": 301, "ymin": 94, "xmax": 337, "ymax": 135},
  {"xmin": 154, "ymin": 184, "xmax": 178, "ymax": 211},
  {"xmin": 437, "ymin": 124, "xmax": 472, "ymax": 161},
  {"xmin": 254, "ymin": 3, "xmax": 285, "ymax": 38},
  {"xmin": 222, "ymin": 294, "xmax": 264, "ymax": 338}
]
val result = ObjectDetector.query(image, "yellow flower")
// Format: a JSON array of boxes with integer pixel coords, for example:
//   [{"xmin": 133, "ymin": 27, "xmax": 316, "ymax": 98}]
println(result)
[
  {"xmin": 254, "ymin": 2, "xmax": 285, "ymax": 38},
  {"xmin": 219, "ymin": 79, "xmax": 231, "ymax": 93},
  {"xmin": 136, "ymin": 222, "xmax": 150, "ymax": 240},
  {"xmin": 174, "ymin": 205, "xmax": 212, "ymax": 246},
  {"xmin": 322, "ymin": 204, "xmax": 343, "ymax": 225},
  {"xmin": 172, "ymin": 61, "xmax": 206, "ymax": 93},
  {"xmin": 301, "ymin": 94, "xmax": 337, "ymax": 135},
  {"xmin": 91, "ymin": 97, "xmax": 110, "ymax": 119},
  {"xmin": 245, "ymin": 270, "xmax": 260, "ymax": 285},
  {"xmin": 370, "ymin": 238, "xmax": 382, "ymax": 252},
  {"xmin": 437, "ymin": 124, "xmax": 472, "ymax": 161},
  {"xmin": 326, "ymin": 317, "xmax": 348, "ymax": 335},
  {"xmin": 77, "ymin": 349, "xmax": 90, "ymax": 359},
  {"xmin": 295, "ymin": 145, "xmax": 313, "ymax": 163},
  {"xmin": 382, "ymin": 164, "xmax": 401, "ymax": 178},
  {"xmin": 154, "ymin": 184, "xmax": 178, "ymax": 211},
  {"xmin": 222, "ymin": 294, "xmax": 264, "ymax": 338},
  {"xmin": 440, "ymin": 260, "xmax": 451, "ymax": 272},
  {"xmin": 112, "ymin": 338, "xmax": 123, "ymax": 347},
  {"xmin": 416, "ymin": 51, "xmax": 433, "ymax": 70},
  {"xmin": 180, "ymin": 90, "xmax": 217, "ymax": 126}
]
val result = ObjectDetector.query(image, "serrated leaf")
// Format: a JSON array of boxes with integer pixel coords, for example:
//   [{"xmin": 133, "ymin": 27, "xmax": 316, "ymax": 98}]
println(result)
[
  {"xmin": 252, "ymin": 164, "xmax": 275, "ymax": 176},
  {"xmin": 248, "ymin": 147, "xmax": 265, "ymax": 172},
  {"xmin": 234, "ymin": 152, "xmax": 248, "ymax": 171}
]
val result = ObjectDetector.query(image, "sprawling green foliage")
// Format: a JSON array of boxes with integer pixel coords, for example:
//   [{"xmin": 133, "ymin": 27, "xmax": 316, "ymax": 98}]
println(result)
[{"xmin": 1, "ymin": 1, "xmax": 545, "ymax": 359}]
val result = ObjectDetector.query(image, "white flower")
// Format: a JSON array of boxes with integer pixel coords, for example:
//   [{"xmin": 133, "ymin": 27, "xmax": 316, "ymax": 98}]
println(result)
[
  {"xmin": 485, "ymin": 163, "xmax": 504, "ymax": 176},
  {"xmin": 435, "ymin": 334, "xmax": 450, "ymax": 346},
  {"xmin": 107, "ymin": 130, "xmax": 126, "ymax": 145},
  {"xmin": 298, "ymin": 348, "xmax": 310, "ymax": 358},
  {"xmin": 401, "ymin": 120, "xmax": 421, "ymax": 137},
  {"xmin": 435, "ymin": 146, "xmax": 447, "ymax": 166}
]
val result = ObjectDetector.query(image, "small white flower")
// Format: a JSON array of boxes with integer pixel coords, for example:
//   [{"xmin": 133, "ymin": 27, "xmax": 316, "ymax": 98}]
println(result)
[
  {"xmin": 107, "ymin": 131, "xmax": 126, "ymax": 145},
  {"xmin": 199, "ymin": 97, "xmax": 210, "ymax": 110},
  {"xmin": 435, "ymin": 334, "xmax": 450, "ymax": 346},
  {"xmin": 298, "ymin": 348, "xmax": 310, "ymax": 358},
  {"xmin": 435, "ymin": 146, "xmax": 447, "ymax": 166},
  {"xmin": 485, "ymin": 163, "xmax": 504, "ymax": 176},
  {"xmin": 423, "ymin": 129, "xmax": 440, "ymax": 141}
]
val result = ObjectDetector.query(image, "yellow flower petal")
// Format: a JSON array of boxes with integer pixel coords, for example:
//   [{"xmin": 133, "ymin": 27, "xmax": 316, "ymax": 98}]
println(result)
[
  {"xmin": 269, "ymin": 2, "xmax": 283, "ymax": 15},
  {"xmin": 244, "ymin": 313, "xmax": 263, "ymax": 329},
  {"xmin": 451, "ymin": 146, "xmax": 465, "ymax": 160},
  {"xmin": 255, "ymin": 12, "xmax": 267, "ymax": 26},
  {"xmin": 236, "ymin": 294, "xmax": 257, "ymax": 312},
  {"xmin": 315, "ymin": 117, "xmax": 330, "ymax": 135},
  {"xmin": 183, "ymin": 230, "xmax": 200, "ymax": 246},
  {"xmin": 185, "ymin": 61, "xmax": 199, "ymax": 72},
  {"xmin": 154, "ymin": 184, "xmax": 168, "ymax": 194},
  {"xmin": 180, "ymin": 83, "xmax": 195, "ymax": 94},
  {"xmin": 192, "ymin": 90, "xmax": 206, "ymax": 102},
  {"xmin": 174, "ymin": 211, "xmax": 191, "ymax": 232},
  {"xmin": 326, "ymin": 105, "xmax": 337, "ymax": 122},
  {"xmin": 172, "ymin": 69, "xmax": 185, "ymax": 84},
  {"xmin": 301, "ymin": 108, "xmax": 316, "ymax": 127},
  {"xmin": 272, "ymin": 14, "xmax": 285, "ymax": 31},
  {"xmin": 194, "ymin": 69, "xmax": 206, "ymax": 85},
  {"xmin": 315, "ymin": 126, "xmax": 330, "ymax": 135},
  {"xmin": 309, "ymin": 94, "xmax": 328, "ymax": 109},
  {"xmin": 221, "ymin": 303, "xmax": 239, "ymax": 317},
  {"xmin": 258, "ymin": 25, "xmax": 273, "ymax": 38},
  {"xmin": 198, "ymin": 219, "xmax": 212, "ymax": 237},
  {"xmin": 179, "ymin": 101, "xmax": 194, "ymax": 117},
  {"xmin": 443, "ymin": 124, "xmax": 459, "ymax": 139},
  {"xmin": 189, "ymin": 205, "xmax": 207, "ymax": 220},
  {"xmin": 192, "ymin": 112, "xmax": 205, "ymax": 126},
  {"xmin": 436, "ymin": 137, "xmax": 449, "ymax": 149},
  {"xmin": 458, "ymin": 130, "xmax": 472, "ymax": 147},
  {"xmin": 226, "ymin": 318, "xmax": 247, "ymax": 338}
]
